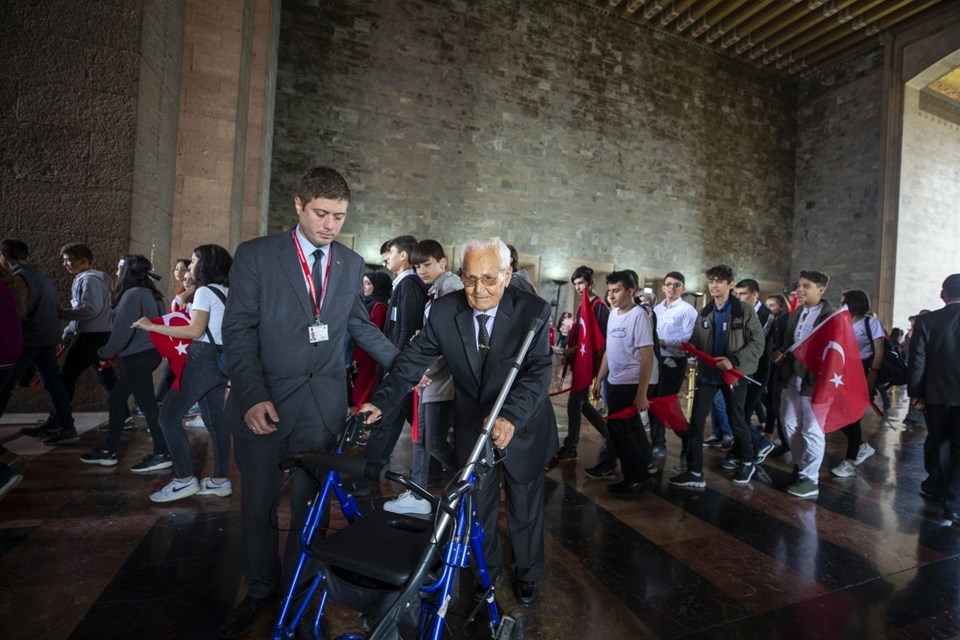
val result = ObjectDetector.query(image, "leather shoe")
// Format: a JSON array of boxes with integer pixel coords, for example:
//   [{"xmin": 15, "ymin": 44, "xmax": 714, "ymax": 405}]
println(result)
[
  {"xmin": 606, "ymin": 479, "xmax": 649, "ymax": 499},
  {"xmin": 515, "ymin": 580, "xmax": 539, "ymax": 606},
  {"xmin": 220, "ymin": 594, "xmax": 271, "ymax": 638}
]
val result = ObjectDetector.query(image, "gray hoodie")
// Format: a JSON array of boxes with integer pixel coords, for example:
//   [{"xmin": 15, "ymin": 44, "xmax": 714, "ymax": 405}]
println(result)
[{"xmin": 60, "ymin": 269, "xmax": 113, "ymax": 339}]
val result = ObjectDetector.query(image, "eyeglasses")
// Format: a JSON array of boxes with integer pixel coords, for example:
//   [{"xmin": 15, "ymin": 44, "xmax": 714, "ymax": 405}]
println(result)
[{"xmin": 461, "ymin": 271, "xmax": 505, "ymax": 287}]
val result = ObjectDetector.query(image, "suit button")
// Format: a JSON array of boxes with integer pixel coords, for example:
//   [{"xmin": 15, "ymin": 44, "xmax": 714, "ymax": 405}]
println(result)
[{"xmin": 308, "ymin": 373, "xmax": 313, "ymax": 379}]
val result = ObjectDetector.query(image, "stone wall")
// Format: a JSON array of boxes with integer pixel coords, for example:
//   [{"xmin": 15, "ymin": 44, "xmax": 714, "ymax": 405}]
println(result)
[
  {"xmin": 793, "ymin": 48, "xmax": 885, "ymax": 308},
  {"xmin": 1, "ymin": 0, "xmax": 183, "ymax": 410},
  {"xmin": 268, "ymin": 0, "xmax": 797, "ymax": 308},
  {"xmin": 894, "ymin": 86, "xmax": 960, "ymax": 327}
]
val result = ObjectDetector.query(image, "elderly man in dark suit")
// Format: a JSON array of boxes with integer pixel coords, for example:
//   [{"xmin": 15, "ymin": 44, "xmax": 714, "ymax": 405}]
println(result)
[
  {"xmin": 219, "ymin": 167, "xmax": 398, "ymax": 638},
  {"xmin": 908, "ymin": 273, "xmax": 960, "ymax": 524},
  {"xmin": 360, "ymin": 236, "xmax": 556, "ymax": 607}
]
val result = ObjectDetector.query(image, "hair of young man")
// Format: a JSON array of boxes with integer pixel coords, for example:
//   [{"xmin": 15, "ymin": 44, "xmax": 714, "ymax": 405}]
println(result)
[
  {"xmin": 379, "ymin": 241, "xmax": 390, "ymax": 255},
  {"xmin": 841, "ymin": 289, "xmax": 870, "ymax": 317},
  {"xmin": 799, "ymin": 270, "xmax": 829, "ymax": 287},
  {"xmin": 706, "ymin": 264, "xmax": 734, "ymax": 283},
  {"xmin": 507, "ymin": 244, "xmax": 520, "ymax": 271},
  {"xmin": 295, "ymin": 166, "xmax": 350, "ymax": 206},
  {"xmin": 411, "ymin": 239, "xmax": 446, "ymax": 266},
  {"xmin": 0, "ymin": 239, "xmax": 29, "ymax": 262},
  {"xmin": 625, "ymin": 270, "xmax": 643, "ymax": 297},
  {"xmin": 735, "ymin": 278, "xmax": 760, "ymax": 294},
  {"xmin": 459, "ymin": 237, "xmax": 510, "ymax": 271},
  {"xmin": 942, "ymin": 274, "xmax": 960, "ymax": 299},
  {"xmin": 113, "ymin": 254, "xmax": 164, "ymax": 307},
  {"xmin": 664, "ymin": 271, "xmax": 685, "ymax": 285},
  {"xmin": 61, "ymin": 243, "xmax": 93, "ymax": 263},
  {"xmin": 606, "ymin": 270, "xmax": 637, "ymax": 291},
  {"xmin": 571, "ymin": 265, "xmax": 594, "ymax": 284},
  {"xmin": 388, "ymin": 235, "xmax": 417, "ymax": 262},
  {"xmin": 193, "ymin": 244, "xmax": 232, "ymax": 288}
]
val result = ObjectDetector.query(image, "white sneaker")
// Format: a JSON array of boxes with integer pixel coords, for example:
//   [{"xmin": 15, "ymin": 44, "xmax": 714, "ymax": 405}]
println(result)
[
  {"xmin": 150, "ymin": 477, "xmax": 200, "ymax": 503},
  {"xmin": 854, "ymin": 443, "xmax": 875, "ymax": 466},
  {"xmin": 185, "ymin": 414, "xmax": 206, "ymax": 428},
  {"xmin": 383, "ymin": 490, "xmax": 432, "ymax": 515},
  {"xmin": 831, "ymin": 460, "xmax": 856, "ymax": 477},
  {"xmin": 197, "ymin": 477, "xmax": 232, "ymax": 497}
]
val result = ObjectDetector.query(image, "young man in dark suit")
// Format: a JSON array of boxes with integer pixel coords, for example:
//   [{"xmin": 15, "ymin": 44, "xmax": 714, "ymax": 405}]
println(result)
[
  {"xmin": 908, "ymin": 273, "xmax": 960, "ymax": 524},
  {"xmin": 360, "ymin": 236, "xmax": 556, "ymax": 607},
  {"xmin": 219, "ymin": 167, "xmax": 398, "ymax": 638}
]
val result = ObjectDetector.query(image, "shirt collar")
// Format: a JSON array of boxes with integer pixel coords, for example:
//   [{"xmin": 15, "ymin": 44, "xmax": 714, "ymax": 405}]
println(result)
[
  {"xmin": 473, "ymin": 305, "xmax": 500, "ymax": 320},
  {"xmin": 392, "ymin": 268, "xmax": 415, "ymax": 289}
]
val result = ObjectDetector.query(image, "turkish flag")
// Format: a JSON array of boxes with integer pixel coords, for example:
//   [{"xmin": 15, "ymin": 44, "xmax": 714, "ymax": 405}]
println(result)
[
  {"xmin": 149, "ymin": 311, "xmax": 191, "ymax": 390},
  {"xmin": 789, "ymin": 308, "xmax": 869, "ymax": 433},
  {"xmin": 605, "ymin": 396, "xmax": 688, "ymax": 432},
  {"xmin": 680, "ymin": 342, "xmax": 747, "ymax": 387},
  {"xmin": 571, "ymin": 289, "xmax": 605, "ymax": 393},
  {"xmin": 650, "ymin": 395, "xmax": 688, "ymax": 432}
]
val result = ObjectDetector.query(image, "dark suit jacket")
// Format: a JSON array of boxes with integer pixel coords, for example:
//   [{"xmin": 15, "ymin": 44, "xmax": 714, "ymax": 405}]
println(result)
[
  {"xmin": 384, "ymin": 273, "xmax": 427, "ymax": 348},
  {"xmin": 370, "ymin": 286, "xmax": 557, "ymax": 484},
  {"xmin": 222, "ymin": 229, "xmax": 398, "ymax": 441},
  {"xmin": 908, "ymin": 302, "xmax": 960, "ymax": 406}
]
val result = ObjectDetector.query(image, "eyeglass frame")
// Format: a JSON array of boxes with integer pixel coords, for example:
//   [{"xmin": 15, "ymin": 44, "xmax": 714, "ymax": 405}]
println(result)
[{"xmin": 461, "ymin": 270, "xmax": 506, "ymax": 288}]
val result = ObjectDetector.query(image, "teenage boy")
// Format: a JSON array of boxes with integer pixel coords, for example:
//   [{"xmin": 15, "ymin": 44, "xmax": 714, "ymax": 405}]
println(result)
[
  {"xmin": 771, "ymin": 270, "xmax": 834, "ymax": 498},
  {"xmin": 0, "ymin": 239, "xmax": 77, "ymax": 444},
  {"xmin": 591, "ymin": 271, "xmax": 658, "ymax": 498},
  {"xmin": 383, "ymin": 239, "xmax": 462, "ymax": 515},
  {"xmin": 364, "ymin": 234, "xmax": 428, "ymax": 464},
  {"xmin": 32, "ymin": 244, "xmax": 116, "ymax": 433},
  {"xmin": 669, "ymin": 265, "xmax": 764, "ymax": 489},
  {"xmin": 554, "ymin": 266, "xmax": 614, "ymax": 476},
  {"xmin": 653, "ymin": 271, "xmax": 697, "ymax": 456}
]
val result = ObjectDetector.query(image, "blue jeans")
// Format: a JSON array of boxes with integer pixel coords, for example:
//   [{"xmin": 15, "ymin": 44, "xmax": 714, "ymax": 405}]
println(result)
[
  {"xmin": 710, "ymin": 390, "xmax": 732, "ymax": 438},
  {"xmin": 0, "ymin": 344, "xmax": 74, "ymax": 430},
  {"xmin": 159, "ymin": 341, "xmax": 229, "ymax": 478}
]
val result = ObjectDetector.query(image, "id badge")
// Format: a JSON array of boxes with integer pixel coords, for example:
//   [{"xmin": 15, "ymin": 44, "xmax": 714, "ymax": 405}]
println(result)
[{"xmin": 308, "ymin": 322, "xmax": 329, "ymax": 343}]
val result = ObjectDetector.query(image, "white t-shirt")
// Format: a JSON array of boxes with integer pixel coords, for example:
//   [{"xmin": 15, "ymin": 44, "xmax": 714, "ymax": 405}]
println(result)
[
  {"xmin": 853, "ymin": 315, "xmax": 885, "ymax": 360},
  {"xmin": 606, "ymin": 305, "xmax": 659, "ymax": 386},
  {"xmin": 192, "ymin": 284, "xmax": 228, "ymax": 345}
]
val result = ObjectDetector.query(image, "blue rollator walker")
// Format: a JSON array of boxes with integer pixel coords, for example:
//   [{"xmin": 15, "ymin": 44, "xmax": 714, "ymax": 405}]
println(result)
[{"xmin": 272, "ymin": 319, "xmax": 543, "ymax": 640}]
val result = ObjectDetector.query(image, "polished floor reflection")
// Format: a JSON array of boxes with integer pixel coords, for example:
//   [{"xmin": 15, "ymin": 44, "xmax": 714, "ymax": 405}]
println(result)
[{"xmin": 2, "ymin": 388, "xmax": 958, "ymax": 640}]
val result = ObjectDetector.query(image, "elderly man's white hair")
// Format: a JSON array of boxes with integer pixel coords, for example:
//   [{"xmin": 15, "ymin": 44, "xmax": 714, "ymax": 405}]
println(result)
[{"xmin": 460, "ymin": 237, "xmax": 511, "ymax": 271}]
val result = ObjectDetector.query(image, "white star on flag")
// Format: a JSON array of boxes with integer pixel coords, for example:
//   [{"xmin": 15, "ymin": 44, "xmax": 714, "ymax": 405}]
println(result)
[
  {"xmin": 830, "ymin": 372, "xmax": 844, "ymax": 388},
  {"xmin": 175, "ymin": 341, "xmax": 189, "ymax": 356}
]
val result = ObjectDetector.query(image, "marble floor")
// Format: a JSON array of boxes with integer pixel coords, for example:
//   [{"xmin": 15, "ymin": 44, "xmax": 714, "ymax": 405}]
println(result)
[{"xmin": 1, "ymin": 389, "xmax": 958, "ymax": 640}]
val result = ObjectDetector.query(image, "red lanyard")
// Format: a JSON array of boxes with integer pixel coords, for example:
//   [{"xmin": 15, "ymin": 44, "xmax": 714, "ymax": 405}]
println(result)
[{"xmin": 292, "ymin": 230, "xmax": 332, "ymax": 319}]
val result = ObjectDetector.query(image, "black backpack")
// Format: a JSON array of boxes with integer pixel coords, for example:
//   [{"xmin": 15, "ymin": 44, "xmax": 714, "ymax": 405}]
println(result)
[{"xmin": 864, "ymin": 315, "xmax": 907, "ymax": 386}]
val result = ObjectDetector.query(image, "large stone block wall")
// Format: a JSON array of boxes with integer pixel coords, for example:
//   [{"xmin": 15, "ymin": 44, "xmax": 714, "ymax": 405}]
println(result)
[
  {"xmin": 268, "ymin": 0, "xmax": 797, "ymax": 300},
  {"xmin": 793, "ymin": 48, "xmax": 884, "ymax": 307},
  {"xmin": 1, "ymin": 0, "xmax": 182, "ymax": 410},
  {"xmin": 894, "ymin": 87, "xmax": 960, "ymax": 327}
]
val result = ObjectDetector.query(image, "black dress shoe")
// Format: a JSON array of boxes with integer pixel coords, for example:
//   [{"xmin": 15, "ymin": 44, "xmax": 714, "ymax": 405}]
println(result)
[
  {"xmin": 606, "ymin": 479, "xmax": 649, "ymax": 499},
  {"xmin": 920, "ymin": 481, "xmax": 942, "ymax": 500},
  {"xmin": 220, "ymin": 595, "xmax": 271, "ymax": 639},
  {"xmin": 515, "ymin": 580, "xmax": 539, "ymax": 606}
]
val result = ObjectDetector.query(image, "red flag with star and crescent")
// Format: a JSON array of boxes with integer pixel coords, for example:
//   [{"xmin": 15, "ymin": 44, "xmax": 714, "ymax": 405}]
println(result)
[
  {"xmin": 788, "ymin": 307, "xmax": 869, "ymax": 433},
  {"xmin": 571, "ymin": 288, "xmax": 605, "ymax": 393},
  {"xmin": 148, "ymin": 311, "xmax": 191, "ymax": 390}
]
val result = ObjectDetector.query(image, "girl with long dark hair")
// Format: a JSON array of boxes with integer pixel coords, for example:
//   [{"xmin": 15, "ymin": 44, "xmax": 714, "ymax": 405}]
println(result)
[
  {"xmin": 134, "ymin": 244, "xmax": 233, "ymax": 502},
  {"xmin": 80, "ymin": 255, "xmax": 169, "ymax": 470}
]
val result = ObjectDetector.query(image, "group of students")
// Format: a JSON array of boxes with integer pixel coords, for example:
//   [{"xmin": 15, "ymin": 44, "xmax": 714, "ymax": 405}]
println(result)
[
  {"xmin": 0, "ymin": 238, "xmax": 236, "ymax": 504},
  {"xmin": 554, "ymin": 263, "xmax": 893, "ymax": 499}
]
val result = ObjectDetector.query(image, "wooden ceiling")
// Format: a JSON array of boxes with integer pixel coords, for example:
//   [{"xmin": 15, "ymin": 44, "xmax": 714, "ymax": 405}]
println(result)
[{"xmin": 581, "ymin": 0, "xmax": 950, "ymax": 77}]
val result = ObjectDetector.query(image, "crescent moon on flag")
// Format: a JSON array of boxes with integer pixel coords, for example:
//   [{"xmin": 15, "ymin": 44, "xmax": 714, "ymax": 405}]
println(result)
[{"xmin": 821, "ymin": 340, "xmax": 845, "ymax": 365}]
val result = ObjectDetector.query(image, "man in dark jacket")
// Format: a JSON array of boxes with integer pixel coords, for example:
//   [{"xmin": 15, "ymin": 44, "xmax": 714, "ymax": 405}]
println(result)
[
  {"xmin": 908, "ymin": 273, "xmax": 960, "ymax": 523},
  {"xmin": 669, "ymin": 265, "xmax": 764, "ymax": 489}
]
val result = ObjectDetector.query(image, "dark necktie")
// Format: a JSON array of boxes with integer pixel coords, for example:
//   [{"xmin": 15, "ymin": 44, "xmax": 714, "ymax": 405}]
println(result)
[
  {"xmin": 311, "ymin": 249, "xmax": 324, "ymax": 309},
  {"xmin": 477, "ymin": 314, "xmax": 490, "ymax": 367}
]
